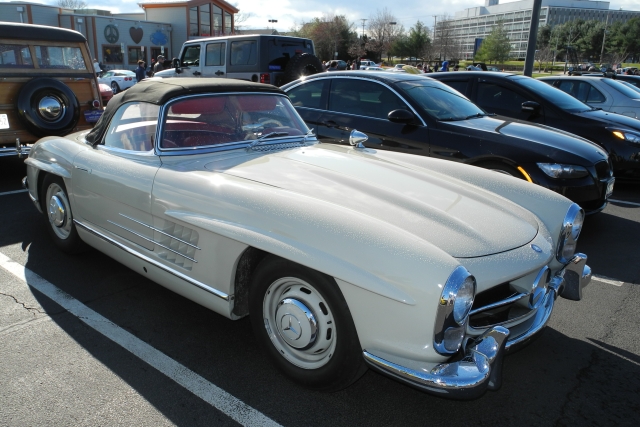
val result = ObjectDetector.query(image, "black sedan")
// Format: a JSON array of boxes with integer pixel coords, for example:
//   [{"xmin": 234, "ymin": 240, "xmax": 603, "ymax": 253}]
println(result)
[
  {"xmin": 281, "ymin": 71, "xmax": 613, "ymax": 213},
  {"xmin": 429, "ymin": 71, "xmax": 640, "ymax": 180}
]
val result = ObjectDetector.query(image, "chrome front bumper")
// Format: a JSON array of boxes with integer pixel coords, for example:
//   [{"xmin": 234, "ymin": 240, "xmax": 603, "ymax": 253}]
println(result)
[{"xmin": 363, "ymin": 253, "xmax": 591, "ymax": 400}]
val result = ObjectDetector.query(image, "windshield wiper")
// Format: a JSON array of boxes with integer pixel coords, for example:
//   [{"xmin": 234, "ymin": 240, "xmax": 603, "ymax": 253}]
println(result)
[
  {"xmin": 248, "ymin": 132, "xmax": 290, "ymax": 148},
  {"xmin": 463, "ymin": 113, "xmax": 491, "ymax": 119},
  {"xmin": 437, "ymin": 117, "xmax": 464, "ymax": 122}
]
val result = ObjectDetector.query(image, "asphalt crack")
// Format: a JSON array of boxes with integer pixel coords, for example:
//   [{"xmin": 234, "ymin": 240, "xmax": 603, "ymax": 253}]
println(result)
[{"xmin": 0, "ymin": 291, "xmax": 45, "ymax": 315}]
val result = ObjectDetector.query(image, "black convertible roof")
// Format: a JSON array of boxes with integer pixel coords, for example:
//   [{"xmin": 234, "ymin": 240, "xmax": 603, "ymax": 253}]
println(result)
[
  {"xmin": 86, "ymin": 78, "xmax": 285, "ymax": 145},
  {"xmin": 0, "ymin": 22, "xmax": 86, "ymax": 43}
]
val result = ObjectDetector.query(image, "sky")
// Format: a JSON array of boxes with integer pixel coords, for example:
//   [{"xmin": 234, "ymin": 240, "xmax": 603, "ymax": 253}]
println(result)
[{"xmin": 36, "ymin": 0, "xmax": 640, "ymax": 33}]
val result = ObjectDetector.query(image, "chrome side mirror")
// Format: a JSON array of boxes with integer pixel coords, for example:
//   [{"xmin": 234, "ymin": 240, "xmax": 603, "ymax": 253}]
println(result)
[{"xmin": 349, "ymin": 129, "xmax": 368, "ymax": 148}]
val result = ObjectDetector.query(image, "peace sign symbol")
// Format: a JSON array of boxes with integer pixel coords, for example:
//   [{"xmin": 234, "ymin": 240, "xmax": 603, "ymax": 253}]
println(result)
[{"xmin": 104, "ymin": 25, "xmax": 119, "ymax": 44}]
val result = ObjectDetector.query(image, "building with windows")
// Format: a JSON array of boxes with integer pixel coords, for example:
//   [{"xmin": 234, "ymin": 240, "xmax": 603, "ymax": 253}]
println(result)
[
  {"xmin": 0, "ymin": 0, "xmax": 237, "ymax": 70},
  {"xmin": 441, "ymin": 0, "xmax": 640, "ymax": 60}
]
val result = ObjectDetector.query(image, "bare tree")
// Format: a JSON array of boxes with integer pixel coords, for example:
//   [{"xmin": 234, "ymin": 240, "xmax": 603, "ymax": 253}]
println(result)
[
  {"xmin": 57, "ymin": 0, "xmax": 88, "ymax": 9},
  {"xmin": 433, "ymin": 15, "xmax": 460, "ymax": 62},
  {"xmin": 535, "ymin": 45, "xmax": 555, "ymax": 72},
  {"xmin": 230, "ymin": 3, "xmax": 253, "ymax": 34},
  {"xmin": 367, "ymin": 8, "xmax": 403, "ymax": 62}
]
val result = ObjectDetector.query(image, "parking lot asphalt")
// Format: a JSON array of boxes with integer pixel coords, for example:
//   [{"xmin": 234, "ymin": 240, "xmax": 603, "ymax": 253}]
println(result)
[{"xmin": 1, "ymin": 156, "xmax": 639, "ymax": 426}]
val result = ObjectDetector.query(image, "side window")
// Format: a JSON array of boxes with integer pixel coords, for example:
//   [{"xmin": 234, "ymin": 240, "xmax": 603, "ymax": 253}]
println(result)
[
  {"xmin": 287, "ymin": 80, "xmax": 328, "ymax": 109},
  {"xmin": 586, "ymin": 84, "xmax": 606, "ymax": 103},
  {"xmin": 181, "ymin": 45, "xmax": 201, "ymax": 66},
  {"xmin": 205, "ymin": 42, "xmax": 225, "ymax": 66},
  {"xmin": 329, "ymin": 79, "xmax": 407, "ymax": 119},
  {"xmin": 104, "ymin": 102, "xmax": 160, "ymax": 151},
  {"xmin": 230, "ymin": 41, "xmax": 257, "ymax": 65},
  {"xmin": 444, "ymin": 80, "xmax": 469, "ymax": 95},
  {"xmin": 477, "ymin": 82, "xmax": 528, "ymax": 112},
  {"xmin": 0, "ymin": 44, "xmax": 34, "ymax": 68}
]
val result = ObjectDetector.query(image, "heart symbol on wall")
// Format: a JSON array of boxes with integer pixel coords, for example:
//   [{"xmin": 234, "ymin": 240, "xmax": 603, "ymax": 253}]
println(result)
[{"xmin": 130, "ymin": 27, "xmax": 144, "ymax": 44}]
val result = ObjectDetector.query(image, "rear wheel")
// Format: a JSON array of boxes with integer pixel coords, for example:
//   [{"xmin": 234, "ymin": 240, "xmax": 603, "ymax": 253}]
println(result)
[
  {"xmin": 249, "ymin": 255, "xmax": 366, "ymax": 391},
  {"xmin": 282, "ymin": 53, "xmax": 323, "ymax": 85},
  {"xmin": 41, "ymin": 174, "xmax": 85, "ymax": 254},
  {"xmin": 111, "ymin": 81, "xmax": 119, "ymax": 94}
]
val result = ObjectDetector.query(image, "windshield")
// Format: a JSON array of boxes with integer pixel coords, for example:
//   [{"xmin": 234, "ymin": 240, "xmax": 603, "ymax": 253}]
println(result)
[
  {"xmin": 397, "ymin": 80, "xmax": 486, "ymax": 120},
  {"xmin": 603, "ymin": 79, "xmax": 640, "ymax": 98},
  {"xmin": 514, "ymin": 76, "xmax": 592, "ymax": 112}
]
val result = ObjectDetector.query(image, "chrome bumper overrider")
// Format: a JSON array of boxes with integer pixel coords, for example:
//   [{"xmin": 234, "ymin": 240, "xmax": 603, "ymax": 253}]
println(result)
[{"xmin": 363, "ymin": 253, "xmax": 591, "ymax": 399}]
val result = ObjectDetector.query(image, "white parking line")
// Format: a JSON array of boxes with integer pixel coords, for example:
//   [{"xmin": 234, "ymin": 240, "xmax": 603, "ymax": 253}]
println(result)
[
  {"xmin": 0, "ymin": 189, "xmax": 28, "ymax": 196},
  {"xmin": 592, "ymin": 274, "xmax": 624, "ymax": 287},
  {"xmin": 609, "ymin": 199, "xmax": 640, "ymax": 207},
  {"xmin": 0, "ymin": 252, "xmax": 282, "ymax": 427}
]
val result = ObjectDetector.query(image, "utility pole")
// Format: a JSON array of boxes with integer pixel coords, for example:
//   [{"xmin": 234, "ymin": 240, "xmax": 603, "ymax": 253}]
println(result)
[
  {"xmin": 523, "ymin": 0, "xmax": 542, "ymax": 77},
  {"xmin": 433, "ymin": 15, "xmax": 438, "ymax": 61},
  {"xmin": 600, "ymin": 12, "xmax": 610, "ymax": 63},
  {"xmin": 360, "ymin": 19, "xmax": 368, "ymax": 38}
]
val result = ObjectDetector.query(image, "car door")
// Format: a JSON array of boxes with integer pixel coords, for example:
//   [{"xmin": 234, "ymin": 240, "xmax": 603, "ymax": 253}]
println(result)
[
  {"xmin": 313, "ymin": 77, "xmax": 429, "ymax": 154},
  {"xmin": 72, "ymin": 101, "xmax": 161, "ymax": 250},
  {"xmin": 201, "ymin": 40, "xmax": 226, "ymax": 78},
  {"xmin": 179, "ymin": 43, "xmax": 203, "ymax": 77}
]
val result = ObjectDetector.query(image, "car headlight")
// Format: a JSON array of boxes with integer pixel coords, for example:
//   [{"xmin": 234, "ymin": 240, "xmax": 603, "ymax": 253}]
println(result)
[
  {"xmin": 557, "ymin": 203, "xmax": 585, "ymax": 264},
  {"xmin": 433, "ymin": 266, "xmax": 476, "ymax": 355},
  {"xmin": 611, "ymin": 130, "xmax": 640, "ymax": 144},
  {"xmin": 537, "ymin": 163, "xmax": 588, "ymax": 179}
]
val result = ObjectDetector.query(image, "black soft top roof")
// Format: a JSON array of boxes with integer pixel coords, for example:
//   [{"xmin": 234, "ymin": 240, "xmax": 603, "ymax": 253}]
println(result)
[
  {"xmin": 86, "ymin": 78, "xmax": 285, "ymax": 145},
  {"xmin": 0, "ymin": 22, "xmax": 86, "ymax": 43}
]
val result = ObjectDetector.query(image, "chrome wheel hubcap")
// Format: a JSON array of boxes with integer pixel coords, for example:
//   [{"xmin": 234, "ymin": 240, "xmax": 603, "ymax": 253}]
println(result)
[
  {"xmin": 263, "ymin": 277, "xmax": 337, "ymax": 369},
  {"xmin": 45, "ymin": 183, "xmax": 72, "ymax": 240},
  {"xmin": 38, "ymin": 96, "xmax": 64, "ymax": 122}
]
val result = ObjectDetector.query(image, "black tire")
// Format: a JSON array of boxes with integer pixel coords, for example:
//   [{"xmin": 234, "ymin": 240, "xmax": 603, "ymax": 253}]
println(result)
[
  {"xmin": 41, "ymin": 174, "xmax": 85, "ymax": 254},
  {"xmin": 16, "ymin": 78, "xmax": 80, "ymax": 137},
  {"xmin": 479, "ymin": 161, "xmax": 523, "ymax": 179},
  {"xmin": 111, "ymin": 81, "xmax": 120, "ymax": 94},
  {"xmin": 282, "ymin": 53, "xmax": 323, "ymax": 85},
  {"xmin": 249, "ymin": 255, "xmax": 367, "ymax": 391}
]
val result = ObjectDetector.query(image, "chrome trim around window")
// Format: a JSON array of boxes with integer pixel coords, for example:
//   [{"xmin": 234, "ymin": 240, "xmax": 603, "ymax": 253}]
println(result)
[
  {"xmin": 74, "ymin": 219, "xmax": 229, "ymax": 301},
  {"xmin": 117, "ymin": 213, "xmax": 201, "ymax": 250},
  {"xmin": 107, "ymin": 220, "xmax": 198, "ymax": 263}
]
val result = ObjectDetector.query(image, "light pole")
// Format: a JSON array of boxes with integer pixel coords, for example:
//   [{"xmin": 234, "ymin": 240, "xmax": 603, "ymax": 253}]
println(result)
[
  {"xmin": 600, "ymin": 12, "xmax": 610, "ymax": 64},
  {"xmin": 387, "ymin": 22, "xmax": 396, "ymax": 63},
  {"xmin": 267, "ymin": 19, "xmax": 277, "ymax": 30}
]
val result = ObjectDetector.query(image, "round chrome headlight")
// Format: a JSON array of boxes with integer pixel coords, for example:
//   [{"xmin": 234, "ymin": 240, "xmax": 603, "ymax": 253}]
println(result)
[
  {"xmin": 433, "ymin": 266, "xmax": 476, "ymax": 355},
  {"xmin": 557, "ymin": 203, "xmax": 584, "ymax": 264},
  {"xmin": 453, "ymin": 275, "xmax": 475, "ymax": 324}
]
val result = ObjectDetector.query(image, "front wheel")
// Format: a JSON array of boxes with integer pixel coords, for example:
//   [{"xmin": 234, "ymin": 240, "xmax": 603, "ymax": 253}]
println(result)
[
  {"xmin": 249, "ymin": 256, "xmax": 366, "ymax": 391},
  {"xmin": 41, "ymin": 174, "xmax": 85, "ymax": 254},
  {"xmin": 479, "ymin": 161, "xmax": 523, "ymax": 179}
]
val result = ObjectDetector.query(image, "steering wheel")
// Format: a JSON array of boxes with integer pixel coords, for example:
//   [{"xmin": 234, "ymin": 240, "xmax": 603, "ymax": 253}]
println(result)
[{"xmin": 259, "ymin": 119, "xmax": 284, "ymax": 128}]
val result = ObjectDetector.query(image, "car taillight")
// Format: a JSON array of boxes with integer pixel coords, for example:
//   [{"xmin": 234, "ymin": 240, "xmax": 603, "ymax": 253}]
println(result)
[
  {"xmin": 92, "ymin": 100, "xmax": 101, "ymax": 108},
  {"xmin": 260, "ymin": 73, "xmax": 270, "ymax": 84},
  {"xmin": 125, "ymin": 77, "xmax": 132, "ymax": 81}
]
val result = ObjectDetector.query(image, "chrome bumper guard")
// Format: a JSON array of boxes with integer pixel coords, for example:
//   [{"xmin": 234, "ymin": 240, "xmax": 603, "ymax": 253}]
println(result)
[{"xmin": 363, "ymin": 253, "xmax": 591, "ymax": 399}]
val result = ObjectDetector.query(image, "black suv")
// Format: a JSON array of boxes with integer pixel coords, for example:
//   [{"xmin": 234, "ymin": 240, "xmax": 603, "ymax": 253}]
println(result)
[
  {"xmin": 429, "ymin": 71, "xmax": 640, "ymax": 179},
  {"xmin": 154, "ymin": 35, "xmax": 323, "ymax": 86}
]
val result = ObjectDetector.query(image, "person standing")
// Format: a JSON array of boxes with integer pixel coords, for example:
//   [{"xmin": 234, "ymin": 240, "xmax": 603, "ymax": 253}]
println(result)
[
  {"xmin": 153, "ymin": 55, "xmax": 165, "ymax": 74},
  {"xmin": 327, "ymin": 60, "xmax": 338, "ymax": 71},
  {"xmin": 93, "ymin": 58, "xmax": 101, "ymax": 77},
  {"xmin": 135, "ymin": 60, "xmax": 146, "ymax": 82}
]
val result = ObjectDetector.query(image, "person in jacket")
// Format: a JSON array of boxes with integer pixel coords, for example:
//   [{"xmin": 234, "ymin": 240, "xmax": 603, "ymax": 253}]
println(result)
[
  {"xmin": 440, "ymin": 60, "xmax": 449, "ymax": 72},
  {"xmin": 153, "ymin": 55, "xmax": 165, "ymax": 74},
  {"xmin": 135, "ymin": 60, "xmax": 146, "ymax": 82}
]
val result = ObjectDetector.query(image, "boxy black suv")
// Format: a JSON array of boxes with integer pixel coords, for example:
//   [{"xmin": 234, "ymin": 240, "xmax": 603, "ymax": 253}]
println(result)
[
  {"xmin": 429, "ymin": 71, "xmax": 640, "ymax": 179},
  {"xmin": 282, "ymin": 71, "xmax": 614, "ymax": 213},
  {"xmin": 154, "ymin": 34, "xmax": 323, "ymax": 86}
]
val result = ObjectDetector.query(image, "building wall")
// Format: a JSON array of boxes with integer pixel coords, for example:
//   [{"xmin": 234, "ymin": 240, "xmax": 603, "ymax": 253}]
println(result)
[{"xmin": 145, "ymin": 7, "xmax": 186, "ymax": 59}]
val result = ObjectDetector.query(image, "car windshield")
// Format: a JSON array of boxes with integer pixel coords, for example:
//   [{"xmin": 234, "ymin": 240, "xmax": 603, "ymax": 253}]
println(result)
[
  {"xmin": 160, "ymin": 94, "xmax": 309, "ymax": 150},
  {"xmin": 603, "ymin": 79, "xmax": 640, "ymax": 98},
  {"xmin": 397, "ymin": 80, "xmax": 486, "ymax": 120},
  {"xmin": 514, "ymin": 76, "xmax": 593, "ymax": 112}
]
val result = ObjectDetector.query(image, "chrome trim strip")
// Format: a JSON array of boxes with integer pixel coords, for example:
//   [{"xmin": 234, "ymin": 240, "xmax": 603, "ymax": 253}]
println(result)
[
  {"xmin": 469, "ymin": 292, "xmax": 528, "ymax": 316},
  {"xmin": 75, "ymin": 219, "xmax": 229, "ymax": 301},
  {"xmin": 118, "ymin": 213, "xmax": 201, "ymax": 250},
  {"xmin": 107, "ymin": 220, "xmax": 198, "ymax": 263}
]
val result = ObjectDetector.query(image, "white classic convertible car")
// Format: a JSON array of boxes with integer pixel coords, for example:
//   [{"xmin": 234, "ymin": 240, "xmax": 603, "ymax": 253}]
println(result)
[{"xmin": 23, "ymin": 78, "xmax": 591, "ymax": 399}]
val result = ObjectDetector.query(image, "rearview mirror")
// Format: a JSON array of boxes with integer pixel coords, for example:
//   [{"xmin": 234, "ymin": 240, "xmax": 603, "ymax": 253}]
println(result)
[
  {"xmin": 173, "ymin": 58, "xmax": 182, "ymax": 73},
  {"xmin": 349, "ymin": 130, "xmax": 369, "ymax": 148},
  {"xmin": 522, "ymin": 101, "xmax": 541, "ymax": 113},
  {"xmin": 388, "ymin": 109, "xmax": 415, "ymax": 123}
]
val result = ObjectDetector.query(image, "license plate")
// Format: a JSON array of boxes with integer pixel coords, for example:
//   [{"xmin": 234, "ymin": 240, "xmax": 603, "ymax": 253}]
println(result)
[
  {"xmin": 0, "ymin": 114, "xmax": 9, "ymax": 129},
  {"xmin": 605, "ymin": 178, "xmax": 615, "ymax": 199},
  {"xmin": 84, "ymin": 109, "xmax": 103, "ymax": 124}
]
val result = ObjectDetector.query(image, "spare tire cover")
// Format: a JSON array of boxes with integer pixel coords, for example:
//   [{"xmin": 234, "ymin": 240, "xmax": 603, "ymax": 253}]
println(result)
[
  {"xmin": 282, "ymin": 53, "xmax": 323, "ymax": 85},
  {"xmin": 16, "ymin": 77, "xmax": 80, "ymax": 137}
]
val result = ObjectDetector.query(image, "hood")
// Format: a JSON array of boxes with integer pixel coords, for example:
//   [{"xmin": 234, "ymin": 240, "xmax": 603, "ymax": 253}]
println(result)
[
  {"xmin": 205, "ymin": 145, "xmax": 540, "ymax": 258},
  {"xmin": 576, "ymin": 108, "xmax": 640, "ymax": 130},
  {"xmin": 441, "ymin": 116, "xmax": 607, "ymax": 161}
]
